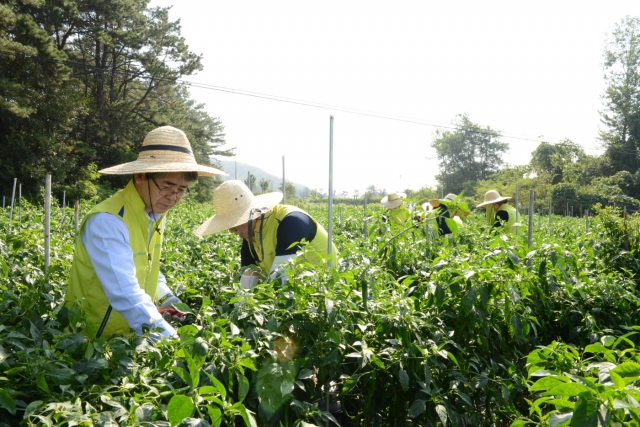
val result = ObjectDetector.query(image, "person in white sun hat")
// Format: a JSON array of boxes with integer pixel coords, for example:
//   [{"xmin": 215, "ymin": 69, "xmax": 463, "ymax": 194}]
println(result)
[
  {"xmin": 195, "ymin": 180, "xmax": 338, "ymax": 289},
  {"xmin": 65, "ymin": 126, "xmax": 226, "ymax": 340},
  {"xmin": 428, "ymin": 193, "xmax": 470, "ymax": 235},
  {"xmin": 380, "ymin": 192, "xmax": 410, "ymax": 225},
  {"xmin": 476, "ymin": 189, "xmax": 517, "ymax": 234}
]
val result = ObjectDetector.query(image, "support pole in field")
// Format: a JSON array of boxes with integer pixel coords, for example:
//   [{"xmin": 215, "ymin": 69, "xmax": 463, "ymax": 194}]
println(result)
[
  {"xmin": 327, "ymin": 116, "xmax": 334, "ymax": 268},
  {"xmin": 63, "ymin": 191, "xmax": 66, "ymax": 209},
  {"xmin": 339, "ymin": 205, "xmax": 342, "ymax": 227},
  {"xmin": 2, "ymin": 197, "xmax": 4, "ymax": 208},
  {"xmin": 8, "ymin": 178, "xmax": 17, "ymax": 231},
  {"xmin": 528, "ymin": 190, "xmax": 534, "ymax": 248},
  {"xmin": 515, "ymin": 182, "xmax": 519, "ymax": 234},
  {"xmin": 548, "ymin": 195, "xmax": 552, "ymax": 229},
  {"xmin": 282, "ymin": 156, "xmax": 286, "ymax": 205},
  {"xmin": 363, "ymin": 192, "xmax": 368, "ymax": 237},
  {"xmin": 44, "ymin": 174, "xmax": 51, "ymax": 275},
  {"xmin": 585, "ymin": 209, "xmax": 589, "ymax": 232},
  {"xmin": 74, "ymin": 200, "xmax": 80, "ymax": 231},
  {"xmin": 18, "ymin": 183, "xmax": 22, "ymax": 223}
]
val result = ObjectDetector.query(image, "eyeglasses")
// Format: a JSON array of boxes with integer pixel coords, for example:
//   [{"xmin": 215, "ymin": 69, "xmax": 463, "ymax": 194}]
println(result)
[{"xmin": 150, "ymin": 177, "xmax": 190, "ymax": 199}]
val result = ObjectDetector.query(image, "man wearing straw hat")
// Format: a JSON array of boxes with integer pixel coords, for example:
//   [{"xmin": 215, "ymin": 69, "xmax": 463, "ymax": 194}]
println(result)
[
  {"xmin": 380, "ymin": 192, "xmax": 410, "ymax": 225},
  {"xmin": 476, "ymin": 189, "xmax": 517, "ymax": 234},
  {"xmin": 428, "ymin": 193, "xmax": 470, "ymax": 235},
  {"xmin": 65, "ymin": 126, "xmax": 226, "ymax": 340},
  {"xmin": 194, "ymin": 180, "xmax": 338, "ymax": 289}
]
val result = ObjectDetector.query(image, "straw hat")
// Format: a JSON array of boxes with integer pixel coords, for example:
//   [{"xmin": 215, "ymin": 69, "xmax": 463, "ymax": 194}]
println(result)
[
  {"xmin": 99, "ymin": 126, "xmax": 227, "ymax": 176},
  {"xmin": 194, "ymin": 180, "xmax": 283, "ymax": 237},
  {"xmin": 476, "ymin": 190, "xmax": 511, "ymax": 208},
  {"xmin": 421, "ymin": 202, "xmax": 434, "ymax": 212},
  {"xmin": 380, "ymin": 192, "xmax": 406, "ymax": 209},
  {"xmin": 429, "ymin": 193, "xmax": 457, "ymax": 208}
]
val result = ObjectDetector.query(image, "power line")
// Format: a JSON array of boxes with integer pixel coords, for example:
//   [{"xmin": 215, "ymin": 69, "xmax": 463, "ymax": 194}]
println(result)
[{"xmin": 0, "ymin": 49, "xmax": 625, "ymax": 155}]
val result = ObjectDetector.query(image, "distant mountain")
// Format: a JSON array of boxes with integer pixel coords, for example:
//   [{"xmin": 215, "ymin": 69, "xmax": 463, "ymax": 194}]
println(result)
[{"xmin": 216, "ymin": 160, "xmax": 311, "ymax": 197}]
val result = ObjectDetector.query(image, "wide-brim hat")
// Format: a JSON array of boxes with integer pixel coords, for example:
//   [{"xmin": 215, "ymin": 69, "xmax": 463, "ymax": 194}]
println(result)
[
  {"xmin": 194, "ymin": 180, "xmax": 283, "ymax": 237},
  {"xmin": 99, "ymin": 126, "xmax": 227, "ymax": 176},
  {"xmin": 380, "ymin": 192, "xmax": 406, "ymax": 209},
  {"xmin": 476, "ymin": 190, "xmax": 511, "ymax": 208},
  {"xmin": 429, "ymin": 193, "xmax": 457, "ymax": 208}
]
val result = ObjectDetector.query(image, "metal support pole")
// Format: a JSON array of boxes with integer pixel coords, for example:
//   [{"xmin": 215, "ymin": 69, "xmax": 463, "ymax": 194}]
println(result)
[
  {"xmin": 363, "ymin": 192, "xmax": 368, "ymax": 237},
  {"xmin": 327, "ymin": 116, "xmax": 334, "ymax": 268},
  {"xmin": 585, "ymin": 209, "xmax": 589, "ymax": 232},
  {"xmin": 282, "ymin": 156, "xmax": 286, "ymax": 205},
  {"xmin": 8, "ymin": 178, "xmax": 17, "ymax": 231},
  {"xmin": 548, "ymin": 195, "xmax": 552, "ymax": 229},
  {"xmin": 44, "ymin": 174, "xmax": 51, "ymax": 275},
  {"xmin": 515, "ymin": 182, "xmax": 519, "ymax": 234},
  {"xmin": 528, "ymin": 190, "xmax": 534, "ymax": 248}
]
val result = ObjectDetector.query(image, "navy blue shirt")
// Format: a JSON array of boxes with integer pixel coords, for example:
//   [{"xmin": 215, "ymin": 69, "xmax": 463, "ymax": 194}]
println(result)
[{"xmin": 241, "ymin": 211, "xmax": 317, "ymax": 267}]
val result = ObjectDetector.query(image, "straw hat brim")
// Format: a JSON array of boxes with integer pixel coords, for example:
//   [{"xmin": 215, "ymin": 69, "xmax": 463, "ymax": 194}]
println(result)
[
  {"xmin": 99, "ymin": 160, "xmax": 227, "ymax": 176},
  {"xmin": 477, "ymin": 196, "xmax": 511, "ymax": 208},
  {"xmin": 195, "ymin": 192, "xmax": 283, "ymax": 237},
  {"xmin": 380, "ymin": 192, "xmax": 406, "ymax": 209}
]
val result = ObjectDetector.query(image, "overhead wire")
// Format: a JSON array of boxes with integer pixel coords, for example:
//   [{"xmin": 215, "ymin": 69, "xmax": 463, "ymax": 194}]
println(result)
[{"xmin": 0, "ymin": 49, "xmax": 628, "ymax": 156}]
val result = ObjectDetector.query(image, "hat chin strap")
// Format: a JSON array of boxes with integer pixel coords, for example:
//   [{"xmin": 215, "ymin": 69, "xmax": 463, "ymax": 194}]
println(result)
[{"xmin": 247, "ymin": 208, "xmax": 267, "ymax": 263}]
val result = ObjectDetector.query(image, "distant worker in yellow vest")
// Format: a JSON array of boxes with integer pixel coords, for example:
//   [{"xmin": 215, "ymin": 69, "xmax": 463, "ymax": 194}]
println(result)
[
  {"xmin": 381, "ymin": 192, "xmax": 410, "ymax": 225},
  {"xmin": 65, "ymin": 126, "xmax": 226, "ymax": 340},
  {"xmin": 476, "ymin": 190, "xmax": 517, "ymax": 234},
  {"xmin": 195, "ymin": 180, "xmax": 338, "ymax": 289},
  {"xmin": 428, "ymin": 193, "xmax": 471, "ymax": 235}
]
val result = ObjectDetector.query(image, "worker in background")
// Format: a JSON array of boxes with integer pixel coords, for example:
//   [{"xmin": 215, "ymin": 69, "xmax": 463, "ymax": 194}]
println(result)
[
  {"xmin": 195, "ymin": 180, "xmax": 338, "ymax": 289},
  {"xmin": 428, "ymin": 193, "xmax": 470, "ymax": 235},
  {"xmin": 65, "ymin": 126, "xmax": 226, "ymax": 340},
  {"xmin": 476, "ymin": 190, "xmax": 517, "ymax": 234},
  {"xmin": 381, "ymin": 192, "xmax": 410, "ymax": 225}
]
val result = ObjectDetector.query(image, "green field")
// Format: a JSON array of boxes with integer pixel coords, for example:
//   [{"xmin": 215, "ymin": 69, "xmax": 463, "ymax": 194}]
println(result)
[{"xmin": 1, "ymin": 199, "xmax": 640, "ymax": 426}]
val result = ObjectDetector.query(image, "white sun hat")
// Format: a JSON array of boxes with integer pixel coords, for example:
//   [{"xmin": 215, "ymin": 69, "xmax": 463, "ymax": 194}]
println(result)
[
  {"xmin": 98, "ymin": 126, "xmax": 227, "ymax": 176},
  {"xmin": 476, "ymin": 190, "xmax": 511, "ymax": 208},
  {"xmin": 194, "ymin": 180, "xmax": 283, "ymax": 237},
  {"xmin": 429, "ymin": 193, "xmax": 458, "ymax": 208},
  {"xmin": 380, "ymin": 192, "xmax": 406, "ymax": 209}
]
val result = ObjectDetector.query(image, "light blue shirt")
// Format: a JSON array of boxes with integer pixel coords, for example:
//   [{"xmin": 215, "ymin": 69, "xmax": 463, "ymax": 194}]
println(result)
[{"xmin": 82, "ymin": 211, "xmax": 176, "ymax": 338}]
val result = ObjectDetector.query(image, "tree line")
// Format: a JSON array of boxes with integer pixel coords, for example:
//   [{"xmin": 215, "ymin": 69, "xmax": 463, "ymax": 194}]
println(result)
[
  {"xmin": 0, "ymin": 0, "xmax": 231, "ymax": 203},
  {"xmin": 426, "ymin": 16, "xmax": 640, "ymax": 214}
]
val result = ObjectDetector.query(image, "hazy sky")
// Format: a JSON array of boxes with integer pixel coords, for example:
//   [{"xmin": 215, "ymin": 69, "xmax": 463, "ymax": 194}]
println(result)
[{"xmin": 150, "ymin": 1, "xmax": 638, "ymax": 196}]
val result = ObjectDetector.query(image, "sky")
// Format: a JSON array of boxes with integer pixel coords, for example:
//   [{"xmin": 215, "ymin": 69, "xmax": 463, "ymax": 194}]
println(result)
[{"xmin": 149, "ymin": 0, "xmax": 639, "ymax": 197}]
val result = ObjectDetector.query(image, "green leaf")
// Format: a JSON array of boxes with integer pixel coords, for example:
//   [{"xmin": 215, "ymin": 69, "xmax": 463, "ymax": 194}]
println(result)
[
  {"xmin": 167, "ymin": 395, "xmax": 195, "ymax": 427},
  {"xmin": 235, "ymin": 402, "xmax": 258, "ymax": 427},
  {"xmin": 172, "ymin": 302, "xmax": 195, "ymax": 315},
  {"xmin": 542, "ymin": 383, "xmax": 593, "ymax": 398},
  {"xmin": 0, "ymin": 388, "xmax": 16, "ymax": 415},
  {"xmin": 549, "ymin": 409, "xmax": 572, "ymax": 427},
  {"xmin": 207, "ymin": 404, "xmax": 223, "ymax": 427},
  {"xmin": 184, "ymin": 350, "xmax": 200, "ymax": 390},
  {"xmin": 206, "ymin": 372, "xmax": 227, "ymax": 400},
  {"xmin": 611, "ymin": 361, "xmax": 640, "ymax": 378},
  {"xmin": 36, "ymin": 372, "xmax": 50, "ymax": 394},
  {"xmin": 435, "ymin": 404, "xmax": 448, "ymax": 426},
  {"xmin": 408, "ymin": 399, "xmax": 426, "ymax": 418},
  {"xmin": 398, "ymin": 368, "xmax": 409, "ymax": 391},
  {"xmin": 461, "ymin": 287, "xmax": 476, "ymax": 313},
  {"xmin": 530, "ymin": 376, "xmax": 570, "ymax": 392},
  {"xmin": 570, "ymin": 393, "xmax": 599, "ymax": 427},
  {"xmin": 237, "ymin": 372, "xmax": 250, "ymax": 402}
]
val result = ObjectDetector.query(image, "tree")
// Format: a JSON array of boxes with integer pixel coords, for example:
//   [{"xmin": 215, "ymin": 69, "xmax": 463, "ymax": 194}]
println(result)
[
  {"xmin": 259, "ymin": 178, "xmax": 270, "ymax": 193},
  {"xmin": 366, "ymin": 185, "xmax": 377, "ymax": 197},
  {"xmin": 530, "ymin": 140, "xmax": 585, "ymax": 185},
  {"xmin": 600, "ymin": 16, "xmax": 640, "ymax": 179},
  {"xmin": 245, "ymin": 173, "xmax": 257, "ymax": 192},
  {"xmin": 279, "ymin": 182, "xmax": 296, "ymax": 200},
  {"xmin": 431, "ymin": 114, "xmax": 508, "ymax": 195}
]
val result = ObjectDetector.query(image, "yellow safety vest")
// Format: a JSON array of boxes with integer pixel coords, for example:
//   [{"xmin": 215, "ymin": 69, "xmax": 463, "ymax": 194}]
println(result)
[
  {"xmin": 486, "ymin": 203, "xmax": 518, "ymax": 234},
  {"xmin": 66, "ymin": 180, "xmax": 164, "ymax": 338},
  {"xmin": 249, "ymin": 205, "xmax": 338, "ymax": 272},
  {"xmin": 389, "ymin": 206, "xmax": 410, "ymax": 225}
]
